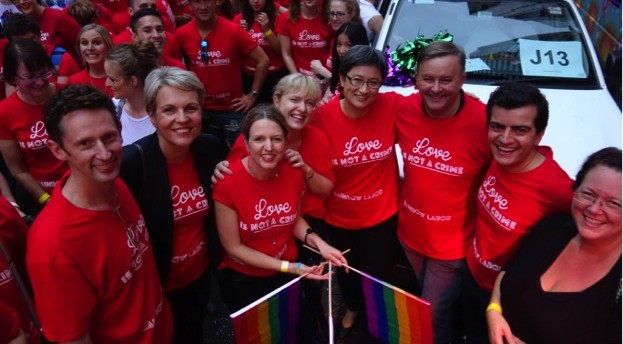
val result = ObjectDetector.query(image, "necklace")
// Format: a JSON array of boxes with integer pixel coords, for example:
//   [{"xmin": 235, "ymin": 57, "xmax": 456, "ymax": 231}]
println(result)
[{"xmin": 113, "ymin": 205, "xmax": 139, "ymax": 247}]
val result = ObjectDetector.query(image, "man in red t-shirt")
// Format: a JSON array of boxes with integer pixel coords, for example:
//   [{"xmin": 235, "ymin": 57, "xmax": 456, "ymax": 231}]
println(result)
[
  {"xmin": 111, "ymin": 0, "xmax": 175, "ymax": 34},
  {"xmin": 130, "ymin": 8, "xmax": 185, "ymax": 68},
  {"xmin": 176, "ymin": 0, "xmax": 269, "ymax": 148},
  {"xmin": 463, "ymin": 83, "xmax": 573, "ymax": 343},
  {"xmin": 396, "ymin": 42, "xmax": 491, "ymax": 344},
  {"xmin": 26, "ymin": 85, "xmax": 173, "ymax": 344}
]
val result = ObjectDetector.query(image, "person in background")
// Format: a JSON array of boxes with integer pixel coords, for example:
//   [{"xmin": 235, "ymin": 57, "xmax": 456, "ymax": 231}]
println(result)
[
  {"xmin": 0, "ymin": 39, "xmax": 67, "ymax": 214},
  {"xmin": 104, "ymin": 41, "xmax": 159, "ymax": 145},
  {"xmin": 167, "ymin": 0, "xmax": 193, "ymax": 27},
  {"xmin": 10, "ymin": 0, "xmax": 81, "ymax": 62},
  {"xmin": 213, "ymin": 103, "xmax": 347, "ymax": 313},
  {"xmin": 111, "ymin": 0, "xmax": 175, "ymax": 34},
  {"xmin": 121, "ymin": 67, "xmax": 225, "ymax": 343},
  {"xmin": 176, "ymin": 0, "xmax": 269, "ymax": 149},
  {"xmin": 65, "ymin": 0, "xmax": 114, "ymax": 31},
  {"xmin": 2, "ymin": 13, "xmax": 79, "ymax": 91},
  {"xmin": 463, "ymin": 82, "xmax": 574, "ymax": 343},
  {"xmin": 311, "ymin": 45, "xmax": 401, "ymax": 339},
  {"xmin": 130, "ymin": 8, "xmax": 185, "ymax": 68},
  {"xmin": 234, "ymin": 0, "xmax": 288, "ymax": 104},
  {"xmin": 357, "ymin": 0, "xmax": 381, "ymax": 41},
  {"xmin": 487, "ymin": 147, "xmax": 621, "ymax": 344},
  {"xmin": 28, "ymin": 84, "xmax": 173, "ymax": 343},
  {"xmin": 396, "ymin": 41, "xmax": 491, "ymax": 344},
  {"xmin": 66, "ymin": 24, "xmax": 114, "ymax": 96},
  {"xmin": 318, "ymin": 21, "xmax": 367, "ymax": 104},
  {"xmin": 276, "ymin": 0, "xmax": 332, "ymax": 79},
  {"xmin": 93, "ymin": 0, "xmax": 128, "ymax": 15}
]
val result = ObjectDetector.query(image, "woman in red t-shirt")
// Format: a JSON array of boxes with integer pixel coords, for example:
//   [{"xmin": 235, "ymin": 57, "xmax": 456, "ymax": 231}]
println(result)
[
  {"xmin": 0, "ymin": 39, "xmax": 67, "ymax": 213},
  {"xmin": 67, "ymin": 24, "xmax": 114, "ymax": 97},
  {"xmin": 213, "ymin": 104, "xmax": 346, "ymax": 313}
]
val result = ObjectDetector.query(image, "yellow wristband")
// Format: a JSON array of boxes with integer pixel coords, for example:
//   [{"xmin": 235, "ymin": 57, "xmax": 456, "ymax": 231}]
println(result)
[
  {"xmin": 37, "ymin": 192, "xmax": 50, "ymax": 205},
  {"xmin": 280, "ymin": 260, "xmax": 289, "ymax": 273},
  {"xmin": 486, "ymin": 302, "xmax": 502, "ymax": 314},
  {"xmin": 263, "ymin": 29, "xmax": 273, "ymax": 37}
]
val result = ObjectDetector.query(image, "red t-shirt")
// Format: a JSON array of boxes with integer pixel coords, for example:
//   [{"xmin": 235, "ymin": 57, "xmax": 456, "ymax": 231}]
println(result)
[
  {"xmin": 45, "ymin": 43, "xmax": 80, "ymax": 80},
  {"xmin": 175, "ymin": 18, "xmax": 258, "ymax": 111},
  {"xmin": 26, "ymin": 176, "xmax": 173, "ymax": 343},
  {"xmin": 66, "ymin": 69, "xmax": 114, "ymax": 97},
  {"xmin": 467, "ymin": 146, "xmax": 574, "ymax": 291},
  {"xmin": 232, "ymin": 13, "xmax": 285, "ymax": 75},
  {"xmin": 0, "ymin": 301, "xmax": 20, "ymax": 344},
  {"xmin": 0, "ymin": 93, "xmax": 68, "ymax": 193},
  {"xmin": 163, "ymin": 155, "xmax": 210, "ymax": 291},
  {"xmin": 397, "ymin": 93, "xmax": 491, "ymax": 260},
  {"xmin": 93, "ymin": 0, "xmax": 128, "ymax": 15},
  {"xmin": 0, "ymin": 197, "xmax": 41, "ymax": 344},
  {"xmin": 37, "ymin": 7, "xmax": 81, "ymax": 61},
  {"xmin": 167, "ymin": 0, "xmax": 192, "ymax": 17},
  {"xmin": 275, "ymin": 12, "xmax": 332, "ymax": 76},
  {"xmin": 111, "ymin": 3, "xmax": 175, "ymax": 34},
  {"xmin": 213, "ymin": 159, "xmax": 303, "ymax": 277},
  {"xmin": 311, "ymin": 94, "xmax": 401, "ymax": 229},
  {"xmin": 227, "ymin": 126, "xmax": 334, "ymax": 219},
  {"xmin": 113, "ymin": 29, "xmax": 182, "ymax": 61}
]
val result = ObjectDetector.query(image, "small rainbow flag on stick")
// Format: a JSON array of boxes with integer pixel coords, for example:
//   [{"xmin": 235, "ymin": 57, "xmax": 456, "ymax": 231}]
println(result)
[
  {"xmin": 361, "ymin": 271, "xmax": 433, "ymax": 344},
  {"xmin": 230, "ymin": 276, "xmax": 302, "ymax": 344}
]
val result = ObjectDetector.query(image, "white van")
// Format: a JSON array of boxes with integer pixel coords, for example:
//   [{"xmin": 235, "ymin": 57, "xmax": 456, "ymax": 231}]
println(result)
[{"xmin": 373, "ymin": 0, "xmax": 622, "ymax": 176}]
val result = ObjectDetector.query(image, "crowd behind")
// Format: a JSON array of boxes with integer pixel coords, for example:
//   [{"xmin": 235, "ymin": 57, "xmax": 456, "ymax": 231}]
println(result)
[{"xmin": 0, "ymin": 0, "xmax": 620, "ymax": 343}]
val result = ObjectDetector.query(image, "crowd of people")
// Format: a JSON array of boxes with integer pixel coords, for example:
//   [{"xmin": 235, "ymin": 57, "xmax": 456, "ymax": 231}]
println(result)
[{"xmin": 0, "ymin": 0, "xmax": 620, "ymax": 343}]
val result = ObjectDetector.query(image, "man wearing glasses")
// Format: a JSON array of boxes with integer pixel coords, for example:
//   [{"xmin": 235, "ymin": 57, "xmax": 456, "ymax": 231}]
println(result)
[
  {"xmin": 396, "ymin": 41, "xmax": 491, "ymax": 344},
  {"xmin": 176, "ymin": 0, "xmax": 269, "ymax": 149},
  {"xmin": 463, "ymin": 82, "xmax": 573, "ymax": 343},
  {"xmin": 26, "ymin": 85, "xmax": 173, "ymax": 344}
]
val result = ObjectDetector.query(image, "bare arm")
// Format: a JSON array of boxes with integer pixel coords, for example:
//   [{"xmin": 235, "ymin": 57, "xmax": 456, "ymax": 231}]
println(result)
[
  {"xmin": 310, "ymin": 60, "xmax": 331, "ymax": 79},
  {"xmin": 292, "ymin": 216, "xmax": 346, "ymax": 268},
  {"xmin": 487, "ymin": 271, "xmax": 520, "ymax": 344},
  {"xmin": 0, "ymin": 139, "xmax": 47, "ymax": 201},
  {"xmin": 279, "ymin": 34, "xmax": 298, "ymax": 73},
  {"xmin": 284, "ymin": 149, "xmax": 333, "ymax": 198},
  {"xmin": 367, "ymin": 15, "xmax": 383, "ymax": 36},
  {"xmin": 231, "ymin": 46, "xmax": 269, "ymax": 112}
]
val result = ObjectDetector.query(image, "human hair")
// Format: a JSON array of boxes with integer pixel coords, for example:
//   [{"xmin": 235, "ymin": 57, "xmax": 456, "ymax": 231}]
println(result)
[
  {"xmin": 130, "ymin": 8, "xmax": 163, "ymax": 33},
  {"xmin": 416, "ymin": 41, "xmax": 466, "ymax": 74},
  {"xmin": 75, "ymin": 24, "xmax": 113, "ymax": 65},
  {"xmin": 326, "ymin": 0, "xmax": 362, "ymax": 25},
  {"xmin": 272, "ymin": 73, "xmax": 321, "ymax": 103},
  {"xmin": 240, "ymin": 0, "xmax": 276, "ymax": 32},
  {"xmin": 339, "ymin": 45, "xmax": 388, "ymax": 80},
  {"xmin": 486, "ymin": 82, "xmax": 549, "ymax": 134},
  {"xmin": 330, "ymin": 21, "xmax": 368, "ymax": 91},
  {"xmin": 105, "ymin": 41, "xmax": 159, "ymax": 85},
  {"xmin": 2, "ymin": 13, "xmax": 41, "ymax": 40},
  {"xmin": 287, "ymin": 0, "xmax": 301, "ymax": 23},
  {"xmin": 3, "ymin": 38, "xmax": 55, "ymax": 86},
  {"xmin": 66, "ymin": 0, "xmax": 98, "ymax": 27},
  {"xmin": 144, "ymin": 67, "xmax": 205, "ymax": 115},
  {"xmin": 242, "ymin": 103, "xmax": 288, "ymax": 140},
  {"xmin": 573, "ymin": 147, "xmax": 622, "ymax": 191},
  {"xmin": 44, "ymin": 84, "xmax": 118, "ymax": 145}
]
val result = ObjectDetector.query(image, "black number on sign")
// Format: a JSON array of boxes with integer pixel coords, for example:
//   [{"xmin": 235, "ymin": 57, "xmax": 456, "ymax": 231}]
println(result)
[{"xmin": 529, "ymin": 49, "xmax": 569, "ymax": 66}]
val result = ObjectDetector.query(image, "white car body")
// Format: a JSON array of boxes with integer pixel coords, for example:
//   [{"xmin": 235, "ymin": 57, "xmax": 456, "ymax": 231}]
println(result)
[{"xmin": 373, "ymin": 0, "xmax": 622, "ymax": 177}]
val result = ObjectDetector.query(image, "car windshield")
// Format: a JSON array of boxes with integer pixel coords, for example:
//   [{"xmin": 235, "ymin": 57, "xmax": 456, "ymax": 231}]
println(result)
[{"xmin": 381, "ymin": 0, "xmax": 600, "ymax": 89}]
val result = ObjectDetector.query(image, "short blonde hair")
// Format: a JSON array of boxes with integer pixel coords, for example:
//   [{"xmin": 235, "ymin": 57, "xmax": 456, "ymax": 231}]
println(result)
[
  {"xmin": 272, "ymin": 73, "xmax": 322, "ymax": 102},
  {"xmin": 144, "ymin": 67, "xmax": 205, "ymax": 115}
]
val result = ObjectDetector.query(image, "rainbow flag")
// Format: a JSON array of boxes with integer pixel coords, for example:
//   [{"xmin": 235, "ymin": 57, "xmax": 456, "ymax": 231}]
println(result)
[
  {"xmin": 230, "ymin": 277, "xmax": 302, "ymax": 344},
  {"xmin": 361, "ymin": 272, "xmax": 433, "ymax": 344}
]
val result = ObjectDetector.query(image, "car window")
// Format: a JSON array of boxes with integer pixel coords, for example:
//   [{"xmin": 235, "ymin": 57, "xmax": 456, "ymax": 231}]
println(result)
[{"xmin": 382, "ymin": 0, "xmax": 600, "ymax": 89}]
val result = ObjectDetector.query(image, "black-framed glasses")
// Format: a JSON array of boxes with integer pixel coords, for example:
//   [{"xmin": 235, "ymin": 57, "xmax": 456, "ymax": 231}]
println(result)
[
  {"xmin": 16, "ymin": 70, "xmax": 54, "ymax": 82},
  {"xmin": 329, "ymin": 11, "xmax": 347, "ymax": 18},
  {"xmin": 114, "ymin": 206, "xmax": 139, "ymax": 247},
  {"xmin": 200, "ymin": 40, "xmax": 209, "ymax": 62},
  {"xmin": 345, "ymin": 74, "xmax": 382, "ymax": 90},
  {"xmin": 573, "ymin": 190, "xmax": 622, "ymax": 215}
]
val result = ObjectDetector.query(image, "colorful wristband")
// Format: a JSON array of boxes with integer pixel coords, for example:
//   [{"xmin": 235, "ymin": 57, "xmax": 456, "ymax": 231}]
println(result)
[
  {"xmin": 37, "ymin": 192, "xmax": 50, "ymax": 205},
  {"xmin": 295, "ymin": 262, "xmax": 302, "ymax": 275},
  {"xmin": 486, "ymin": 302, "xmax": 502, "ymax": 314},
  {"xmin": 280, "ymin": 260, "xmax": 289, "ymax": 273}
]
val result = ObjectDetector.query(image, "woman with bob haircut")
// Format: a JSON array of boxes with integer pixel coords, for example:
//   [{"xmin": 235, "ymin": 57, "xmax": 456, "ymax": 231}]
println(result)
[{"xmin": 120, "ymin": 67, "xmax": 225, "ymax": 344}]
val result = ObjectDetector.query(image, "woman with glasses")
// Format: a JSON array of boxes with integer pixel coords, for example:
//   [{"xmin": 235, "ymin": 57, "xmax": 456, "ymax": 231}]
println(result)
[
  {"xmin": 310, "ymin": 45, "xmax": 401, "ymax": 339},
  {"xmin": 487, "ymin": 147, "xmax": 622, "ymax": 344},
  {"xmin": 120, "ymin": 67, "xmax": 225, "ymax": 343},
  {"xmin": 275, "ymin": 0, "xmax": 332, "ymax": 79},
  {"xmin": 0, "ymin": 39, "xmax": 67, "ymax": 213},
  {"xmin": 213, "ymin": 103, "xmax": 347, "ymax": 313},
  {"xmin": 105, "ymin": 41, "xmax": 159, "ymax": 146},
  {"xmin": 234, "ymin": 0, "xmax": 288, "ymax": 104},
  {"xmin": 67, "ymin": 24, "xmax": 114, "ymax": 96}
]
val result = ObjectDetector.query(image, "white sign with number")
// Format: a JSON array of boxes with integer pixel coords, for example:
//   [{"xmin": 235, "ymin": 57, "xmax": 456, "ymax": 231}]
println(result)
[{"xmin": 519, "ymin": 39, "xmax": 587, "ymax": 78}]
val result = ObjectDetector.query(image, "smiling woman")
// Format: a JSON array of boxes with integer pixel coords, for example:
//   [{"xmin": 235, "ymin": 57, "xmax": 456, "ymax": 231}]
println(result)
[
  {"xmin": 67, "ymin": 24, "xmax": 114, "ymax": 96},
  {"xmin": 120, "ymin": 67, "xmax": 225, "ymax": 344}
]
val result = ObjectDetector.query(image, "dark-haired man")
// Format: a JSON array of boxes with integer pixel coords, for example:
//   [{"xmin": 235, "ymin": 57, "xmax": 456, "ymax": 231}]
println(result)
[
  {"xmin": 26, "ymin": 84, "xmax": 173, "ymax": 344},
  {"xmin": 131, "ymin": 8, "xmax": 185, "ymax": 68}
]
